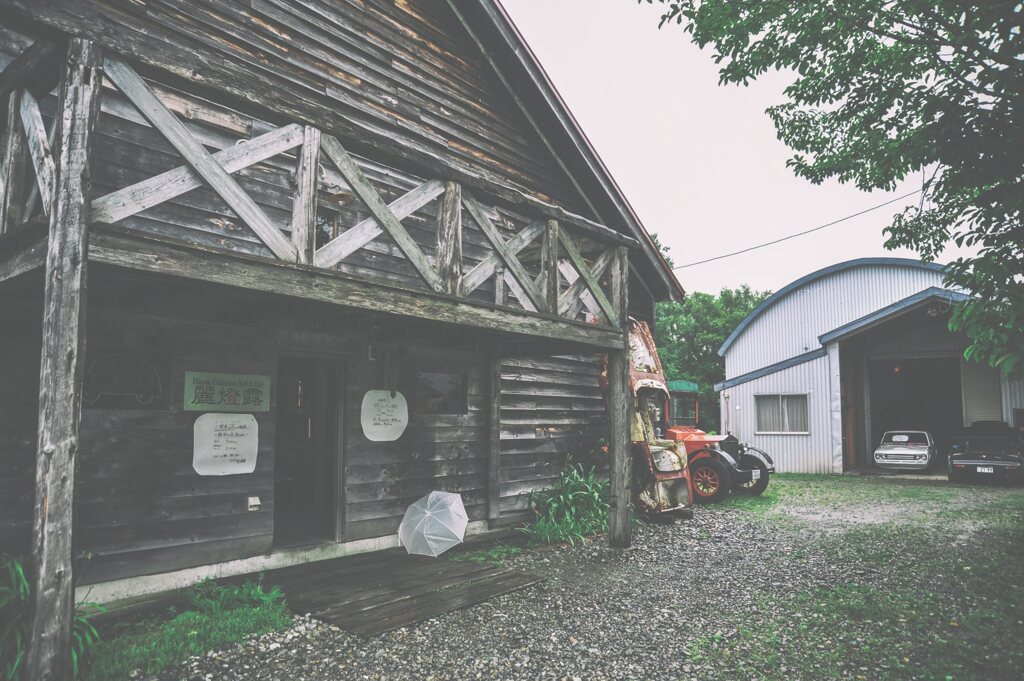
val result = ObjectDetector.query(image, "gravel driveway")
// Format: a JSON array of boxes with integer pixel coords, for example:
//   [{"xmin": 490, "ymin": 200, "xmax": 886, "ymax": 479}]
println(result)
[{"xmin": 157, "ymin": 476, "xmax": 1024, "ymax": 681}]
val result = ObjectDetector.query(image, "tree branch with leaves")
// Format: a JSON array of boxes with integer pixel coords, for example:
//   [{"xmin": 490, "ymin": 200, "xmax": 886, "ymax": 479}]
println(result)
[{"xmin": 645, "ymin": 0, "xmax": 1024, "ymax": 375}]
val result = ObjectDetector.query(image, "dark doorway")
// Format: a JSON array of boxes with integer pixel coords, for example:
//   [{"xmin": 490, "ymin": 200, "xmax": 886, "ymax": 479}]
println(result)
[
  {"xmin": 274, "ymin": 357, "xmax": 341, "ymax": 548},
  {"xmin": 866, "ymin": 356, "xmax": 962, "ymax": 464}
]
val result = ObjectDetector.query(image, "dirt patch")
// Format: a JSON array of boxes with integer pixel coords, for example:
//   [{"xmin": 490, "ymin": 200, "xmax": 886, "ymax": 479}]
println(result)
[{"xmin": 785, "ymin": 501, "xmax": 903, "ymax": 528}]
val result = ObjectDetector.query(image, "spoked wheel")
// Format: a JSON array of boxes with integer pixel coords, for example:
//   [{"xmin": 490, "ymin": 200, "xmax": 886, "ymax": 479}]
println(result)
[
  {"xmin": 690, "ymin": 456, "xmax": 732, "ymax": 504},
  {"xmin": 733, "ymin": 454, "xmax": 770, "ymax": 496}
]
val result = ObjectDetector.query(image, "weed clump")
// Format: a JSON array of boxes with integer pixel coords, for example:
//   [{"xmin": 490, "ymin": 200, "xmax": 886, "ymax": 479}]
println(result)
[{"xmin": 522, "ymin": 465, "xmax": 610, "ymax": 545}]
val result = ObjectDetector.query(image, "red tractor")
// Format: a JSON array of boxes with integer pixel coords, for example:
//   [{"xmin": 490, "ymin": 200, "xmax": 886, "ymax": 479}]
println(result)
[{"xmin": 622, "ymin": 319, "xmax": 774, "ymax": 508}]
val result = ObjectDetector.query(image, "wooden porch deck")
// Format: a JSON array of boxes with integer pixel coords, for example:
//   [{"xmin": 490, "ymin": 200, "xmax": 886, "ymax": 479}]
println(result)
[{"xmin": 263, "ymin": 549, "xmax": 543, "ymax": 637}]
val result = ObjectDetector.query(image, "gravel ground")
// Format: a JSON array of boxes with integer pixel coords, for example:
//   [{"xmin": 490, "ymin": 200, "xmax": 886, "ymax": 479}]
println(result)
[{"xmin": 149, "ymin": 478, "xmax": 1024, "ymax": 681}]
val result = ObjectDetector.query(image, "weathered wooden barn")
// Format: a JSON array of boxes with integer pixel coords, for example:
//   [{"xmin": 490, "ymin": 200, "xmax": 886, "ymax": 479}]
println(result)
[{"xmin": 0, "ymin": 0, "xmax": 682, "ymax": 675}]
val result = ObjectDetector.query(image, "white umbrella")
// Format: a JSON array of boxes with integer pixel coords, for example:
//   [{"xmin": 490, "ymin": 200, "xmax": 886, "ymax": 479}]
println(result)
[{"xmin": 398, "ymin": 491, "xmax": 468, "ymax": 557}]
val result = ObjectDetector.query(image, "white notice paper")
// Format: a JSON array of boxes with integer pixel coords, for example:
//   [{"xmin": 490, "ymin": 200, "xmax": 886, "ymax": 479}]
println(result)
[
  {"xmin": 361, "ymin": 390, "xmax": 409, "ymax": 441},
  {"xmin": 193, "ymin": 413, "xmax": 259, "ymax": 476}
]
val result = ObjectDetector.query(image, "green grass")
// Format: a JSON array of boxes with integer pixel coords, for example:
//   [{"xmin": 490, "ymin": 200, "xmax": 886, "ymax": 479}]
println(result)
[
  {"xmin": 450, "ymin": 544, "xmax": 524, "ymax": 566},
  {"xmin": 84, "ymin": 602, "xmax": 292, "ymax": 681},
  {"xmin": 84, "ymin": 577, "xmax": 292, "ymax": 681},
  {"xmin": 720, "ymin": 473, "xmax": 1024, "ymax": 524},
  {"xmin": 687, "ymin": 474, "xmax": 1024, "ymax": 680}
]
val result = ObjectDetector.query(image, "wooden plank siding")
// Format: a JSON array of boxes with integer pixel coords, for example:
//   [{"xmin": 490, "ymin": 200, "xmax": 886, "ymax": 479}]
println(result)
[
  {"xmin": 497, "ymin": 355, "xmax": 609, "ymax": 517},
  {"xmin": 0, "ymin": 269, "xmax": 613, "ymax": 583},
  {"xmin": 0, "ymin": 290, "xmax": 42, "ymax": 555}
]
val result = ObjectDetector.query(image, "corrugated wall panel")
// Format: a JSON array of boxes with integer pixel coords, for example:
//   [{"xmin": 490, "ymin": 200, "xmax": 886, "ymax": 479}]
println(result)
[
  {"xmin": 1002, "ymin": 377, "xmax": 1024, "ymax": 424},
  {"xmin": 720, "ymin": 356, "xmax": 832, "ymax": 474},
  {"xmin": 727, "ymin": 265, "xmax": 947, "ymax": 376},
  {"xmin": 961, "ymin": 359, "xmax": 1003, "ymax": 425}
]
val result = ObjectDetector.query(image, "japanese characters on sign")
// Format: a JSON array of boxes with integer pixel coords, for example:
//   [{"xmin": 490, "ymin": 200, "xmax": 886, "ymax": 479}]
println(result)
[
  {"xmin": 193, "ymin": 413, "xmax": 259, "ymax": 476},
  {"xmin": 360, "ymin": 390, "xmax": 409, "ymax": 442},
  {"xmin": 184, "ymin": 371, "xmax": 270, "ymax": 412}
]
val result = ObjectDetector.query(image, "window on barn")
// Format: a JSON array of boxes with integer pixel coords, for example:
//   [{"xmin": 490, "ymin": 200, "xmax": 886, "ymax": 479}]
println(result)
[{"xmin": 755, "ymin": 394, "xmax": 809, "ymax": 433}]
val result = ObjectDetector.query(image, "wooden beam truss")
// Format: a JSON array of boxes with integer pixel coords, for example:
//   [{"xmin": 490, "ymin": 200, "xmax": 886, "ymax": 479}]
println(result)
[{"xmin": 1, "ymin": 50, "xmax": 631, "ymax": 345}]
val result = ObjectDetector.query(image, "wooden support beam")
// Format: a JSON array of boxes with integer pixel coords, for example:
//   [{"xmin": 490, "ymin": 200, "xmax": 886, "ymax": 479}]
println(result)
[
  {"xmin": 314, "ymin": 179, "xmax": 444, "ymax": 268},
  {"xmin": 319, "ymin": 134, "xmax": 443, "ymax": 291},
  {"xmin": 290, "ymin": 125, "xmax": 321, "ymax": 264},
  {"xmin": 103, "ymin": 54, "xmax": 298, "ymax": 261},
  {"xmin": 558, "ymin": 233, "xmax": 618, "ymax": 326},
  {"xmin": 487, "ymin": 355, "xmax": 502, "ymax": 524},
  {"xmin": 0, "ymin": 224, "xmax": 47, "ymax": 284},
  {"xmin": 18, "ymin": 90, "xmax": 56, "ymax": 216},
  {"xmin": 608, "ymin": 246, "xmax": 631, "ymax": 549},
  {"xmin": 90, "ymin": 124, "xmax": 304, "ymax": 224},
  {"xmin": 460, "ymin": 219, "xmax": 543, "ymax": 297},
  {"xmin": 89, "ymin": 226, "xmax": 629, "ymax": 350},
  {"xmin": 462, "ymin": 190, "xmax": 547, "ymax": 312},
  {"xmin": 1, "ymin": 90, "xmax": 31, "ymax": 234},
  {"xmin": 436, "ymin": 181, "xmax": 462, "ymax": 295},
  {"xmin": 25, "ymin": 38, "xmax": 103, "ymax": 681},
  {"xmin": 560, "ymin": 260, "xmax": 601, "ymax": 321},
  {"xmin": 503, "ymin": 269, "xmax": 538, "ymax": 313},
  {"xmin": 493, "ymin": 264, "xmax": 507, "ymax": 306},
  {"xmin": 0, "ymin": 40, "xmax": 62, "ymax": 101},
  {"xmin": 560, "ymin": 249, "xmax": 613, "ymax": 318},
  {"xmin": 543, "ymin": 220, "xmax": 559, "ymax": 314}
]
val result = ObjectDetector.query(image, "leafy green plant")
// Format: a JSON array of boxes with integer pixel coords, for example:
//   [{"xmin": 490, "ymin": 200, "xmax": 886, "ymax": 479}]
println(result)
[
  {"xmin": 0, "ymin": 553, "xmax": 103, "ymax": 680},
  {"xmin": 184, "ymin": 576, "xmax": 284, "ymax": 616},
  {"xmin": 521, "ymin": 465, "xmax": 610, "ymax": 545}
]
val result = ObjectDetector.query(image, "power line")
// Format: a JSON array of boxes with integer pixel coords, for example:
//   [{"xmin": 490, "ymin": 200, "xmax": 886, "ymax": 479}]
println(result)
[{"xmin": 672, "ymin": 189, "xmax": 923, "ymax": 270}]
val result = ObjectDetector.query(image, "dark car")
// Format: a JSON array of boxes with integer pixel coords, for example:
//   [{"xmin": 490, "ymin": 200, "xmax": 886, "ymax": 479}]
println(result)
[{"xmin": 947, "ymin": 421, "xmax": 1023, "ymax": 482}]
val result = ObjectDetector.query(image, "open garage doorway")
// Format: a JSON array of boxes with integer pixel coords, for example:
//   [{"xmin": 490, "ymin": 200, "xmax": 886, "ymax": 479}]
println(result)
[{"xmin": 866, "ymin": 356, "xmax": 963, "ymax": 467}]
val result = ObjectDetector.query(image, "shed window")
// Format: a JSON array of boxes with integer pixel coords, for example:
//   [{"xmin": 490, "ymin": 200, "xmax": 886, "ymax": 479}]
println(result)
[{"xmin": 755, "ymin": 394, "xmax": 808, "ymax": 433}]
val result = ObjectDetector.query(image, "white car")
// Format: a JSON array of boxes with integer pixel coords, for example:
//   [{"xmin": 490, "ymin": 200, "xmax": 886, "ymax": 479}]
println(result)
[{"xmin": 873, "ymin": 431, "xmax": 936, "ymax": 471}]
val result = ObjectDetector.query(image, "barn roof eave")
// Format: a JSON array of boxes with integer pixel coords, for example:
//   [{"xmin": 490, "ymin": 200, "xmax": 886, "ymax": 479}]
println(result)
[{"xmin": 447, "ymin": 0, "xmax": 685, "ymax": 303}]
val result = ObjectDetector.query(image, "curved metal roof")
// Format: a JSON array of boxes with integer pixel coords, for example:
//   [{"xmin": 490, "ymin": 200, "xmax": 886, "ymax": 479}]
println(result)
[{"xmin": 718, "ymin": 258, "xmax": 946, "ymax": 357}]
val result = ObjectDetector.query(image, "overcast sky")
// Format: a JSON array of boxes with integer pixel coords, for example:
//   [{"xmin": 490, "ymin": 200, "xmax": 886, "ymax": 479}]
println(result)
[{"xmin": 501, "ymin": 0, "xmax": 964, "ymax": 295}]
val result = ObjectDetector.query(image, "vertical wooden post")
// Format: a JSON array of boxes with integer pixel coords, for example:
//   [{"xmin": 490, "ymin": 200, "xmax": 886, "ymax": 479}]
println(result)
[
  {"xmin": 487, "ymin": 355, "xmax": 502, "ymax": 524},
  {"xmin": 543, "ymin": 219, "xmax": 559, "ymax": 314},
  {"xmin": 493, "ymin": 264, "xmax": 507, "ymax": 306},
  {"xmin": 290, "ymin": 125, "xmax": 320, "ymax": 264},
  {"xmin": 608, "ymin": 245, "xmax": 631, "ymax": 548},
  {"xmin": 26, "ymin": 38, "xmax": 102, "ymax": 681},
  {"xmin": 1, "ymin": 89, "xmax": 31, "ymax": 233},
  {"xmin": 437, "ymin": 181, "xmax": 462, "ymax": 295}
]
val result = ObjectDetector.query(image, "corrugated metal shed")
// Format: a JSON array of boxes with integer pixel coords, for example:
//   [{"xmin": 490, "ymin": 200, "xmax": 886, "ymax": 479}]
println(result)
[{"xmin": 717, "ymin": 258, "xmax": 1024, "ymax": 474}]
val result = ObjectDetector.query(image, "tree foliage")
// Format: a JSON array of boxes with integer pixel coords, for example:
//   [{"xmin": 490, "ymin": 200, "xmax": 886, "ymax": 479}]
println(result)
[
  {"xmin": 656, "ymin": 286, "xmax": 769, "ymax": 432},
  {"xmin": 646, "ymin": 0, "xmax": 1024, "ymax": 376}
]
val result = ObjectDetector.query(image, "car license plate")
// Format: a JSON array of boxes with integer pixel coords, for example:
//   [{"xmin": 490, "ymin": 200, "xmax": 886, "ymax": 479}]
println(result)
[
  {"xmin": 977, "ymin": 466, "xmax": 994, "ymax": 473},
  {"xmin": 751, "ymin": 469, "xmax": 761, "ymax": 480}
]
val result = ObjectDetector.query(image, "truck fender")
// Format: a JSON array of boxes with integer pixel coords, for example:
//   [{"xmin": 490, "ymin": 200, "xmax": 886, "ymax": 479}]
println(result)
[
  {"xmin": 690, "ymin": 448, "xmax": 739, "ymax": 469},
  {"xmin": 740, "ymin": 447, "xmax": 774, "ymax": 470}
]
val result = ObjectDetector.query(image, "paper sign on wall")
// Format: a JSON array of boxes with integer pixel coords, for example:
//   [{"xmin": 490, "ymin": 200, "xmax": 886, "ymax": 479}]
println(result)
[
  {"xmin": 360, "ymin": 390, "xmax": 409, "ymax": 442},
  {"xmin": 193, "ymin": 413, "xmax": 259, "ymax": 476}
]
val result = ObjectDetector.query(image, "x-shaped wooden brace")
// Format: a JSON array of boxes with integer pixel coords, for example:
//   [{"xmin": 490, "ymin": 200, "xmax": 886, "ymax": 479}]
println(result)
[
  {"xmin": 17, "ymin": 90, "xmax": 56, "ymax": 217},
  {"xmin": 461, "ymin": 189, "xmax": 548, "ymax": 312},
  {"xmin": 102, "ymin": 55, "xmax": 299, "ymax": 261},
  {"xmin": 557, "ymin": 234, "xmax": 618, "ymax": 326},
  {"xmin": 317, "ymin": 134, "xmax": 444, "ymax": 292}
]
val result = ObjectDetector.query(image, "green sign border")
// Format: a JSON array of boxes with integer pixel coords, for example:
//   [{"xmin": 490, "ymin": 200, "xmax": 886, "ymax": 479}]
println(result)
[{"xmin": 184, "ymin": 371, "xmax": 271, "ymax": 412}]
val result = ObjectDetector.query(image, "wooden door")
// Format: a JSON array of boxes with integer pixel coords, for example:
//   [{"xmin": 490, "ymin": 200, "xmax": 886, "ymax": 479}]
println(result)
[{"xmin": 274, "ymin": 357, "xmax": 340, "ymax": 547}]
